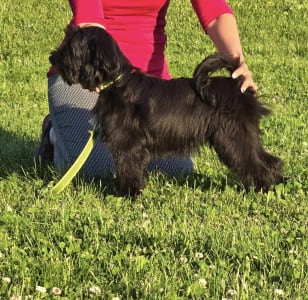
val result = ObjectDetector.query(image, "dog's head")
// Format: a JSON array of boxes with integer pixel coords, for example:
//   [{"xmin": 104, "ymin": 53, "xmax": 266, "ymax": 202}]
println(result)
[{"xmin": 49, "ymin": 26, "xmax": 132, "ymax": 91}]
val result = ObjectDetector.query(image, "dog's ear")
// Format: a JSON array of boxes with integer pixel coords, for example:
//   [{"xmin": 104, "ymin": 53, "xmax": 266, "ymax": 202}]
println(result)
[
  {"xmin": 81, "ymin": 27, "xmax": 132, "ymax": 84},
  {"xmin": 95, "ymin": 30, "xmax": 127, "ymax": 77}
]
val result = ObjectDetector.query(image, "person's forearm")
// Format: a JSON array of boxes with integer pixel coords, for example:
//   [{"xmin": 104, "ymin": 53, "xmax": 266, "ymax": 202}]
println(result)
[
  {"xmin": 206, "ymin": 13, "xmax": 244, "ymax": 62},
  {"xmin": 207, "ymin": 13, "xmax": 257, "ymax": 92}
]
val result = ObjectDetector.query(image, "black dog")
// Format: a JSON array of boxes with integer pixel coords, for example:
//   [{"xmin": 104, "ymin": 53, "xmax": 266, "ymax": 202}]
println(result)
[{"xmin": 50, "ymin": 26, "xmax": 283, "ymax": 196}]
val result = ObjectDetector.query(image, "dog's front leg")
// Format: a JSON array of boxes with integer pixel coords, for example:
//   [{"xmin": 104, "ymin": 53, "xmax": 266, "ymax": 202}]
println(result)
[{"xmin": 113, "ymin": 148, "xmax": 150, "ymax": 198}]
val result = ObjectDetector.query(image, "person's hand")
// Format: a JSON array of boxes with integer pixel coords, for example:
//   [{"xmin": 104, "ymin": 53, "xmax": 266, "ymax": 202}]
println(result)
[
  {"xmin": 232, "ymin": 62, "xmax": 257, "ymax": 93},
  {"xmin": 79, "ymin": 22, "xmax": 105, "ymax": 29}
]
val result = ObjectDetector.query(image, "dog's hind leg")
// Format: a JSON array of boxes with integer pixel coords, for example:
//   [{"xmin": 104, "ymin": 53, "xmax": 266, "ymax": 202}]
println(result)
[
  {"xmin": 208, "ymin": 121, "xmax": 283, "ymax": 192},
  {"xmin": 257, "ymin": 149, "xmax": 284, "ymax": 189},
  {"xmin": 113, "ymin": 147, "xmax": 150, "ymax": 197}
]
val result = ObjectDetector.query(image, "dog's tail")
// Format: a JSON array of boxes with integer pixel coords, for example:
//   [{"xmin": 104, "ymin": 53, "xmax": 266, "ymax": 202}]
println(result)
[{"xmin": 192, "ymin": 53, "xmax": 241, "ymax": 101}]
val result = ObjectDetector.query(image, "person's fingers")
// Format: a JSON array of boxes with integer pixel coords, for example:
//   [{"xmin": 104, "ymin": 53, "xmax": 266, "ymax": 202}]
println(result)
[
  {"xmin": 240, "ymin": 77, "xmax": 258, "ymax": 94},
  {"xmin": 232, "ymin": 62, "xmax": 257, "ymax": 93},
  {"xmin": 232, "ymin": 62, "xmax": 250, "ymax": 79}
]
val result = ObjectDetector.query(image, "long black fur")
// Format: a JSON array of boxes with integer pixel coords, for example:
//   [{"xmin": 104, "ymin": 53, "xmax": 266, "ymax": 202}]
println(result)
[{"xmin": 50, "ymin": 26, "xmax": 283, "ymax": 196}]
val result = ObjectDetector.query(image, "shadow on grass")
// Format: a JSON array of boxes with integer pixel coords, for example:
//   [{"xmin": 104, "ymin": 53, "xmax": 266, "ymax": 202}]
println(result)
[
  {"xmin": 0, "ymin": 127, "xmax": 39, "ymax": 178},
  {"xmin": 0, "ymin": 126, "xmax": 116, "ymax": 195},
  {"xmin": 0, "ymin": 126, "xmax": 236, "ymax": 196},
  {"xmin": 166, "ymin": 171, "xmax": 236, "ymax": 193},
  {"xmin": 67, "ymin": 171, "xmax": 231, "ymax": 200}
]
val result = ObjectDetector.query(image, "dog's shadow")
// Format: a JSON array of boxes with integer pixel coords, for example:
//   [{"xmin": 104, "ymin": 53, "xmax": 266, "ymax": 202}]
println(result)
[
  {"xmin": 169, "ymin": 170, "xmax": 238, "ymax": 194},
  {"xmin": 74, "ymin": 170, "xmax": 233, "ymax": 199}
]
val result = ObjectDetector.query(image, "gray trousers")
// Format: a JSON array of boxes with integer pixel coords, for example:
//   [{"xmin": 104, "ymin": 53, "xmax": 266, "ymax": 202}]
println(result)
[{"xmin": 48, "ymin": 74, "xmax": 194, "ymax": 178}]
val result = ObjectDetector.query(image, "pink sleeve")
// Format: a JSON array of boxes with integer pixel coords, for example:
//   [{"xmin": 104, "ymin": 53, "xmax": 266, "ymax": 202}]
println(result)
[
  {"xmin": 190, "ymin": 0, "xmax": 234, "ymax": 30},
  {"xmin": 68, "ymin": 0, "xmax": 106, "ymax": 27}
]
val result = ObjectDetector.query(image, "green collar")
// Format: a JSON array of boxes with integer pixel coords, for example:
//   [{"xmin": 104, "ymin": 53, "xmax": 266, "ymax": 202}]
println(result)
[{"xmin": 99, "ymin": 73, "xmax": 124, "ymax": 91}]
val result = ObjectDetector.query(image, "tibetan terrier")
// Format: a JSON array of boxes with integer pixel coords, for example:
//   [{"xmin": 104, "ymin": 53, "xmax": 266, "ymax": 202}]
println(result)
[{"xmin": 50, "ymin": 26, "xmax": 283, "ymax": 196}]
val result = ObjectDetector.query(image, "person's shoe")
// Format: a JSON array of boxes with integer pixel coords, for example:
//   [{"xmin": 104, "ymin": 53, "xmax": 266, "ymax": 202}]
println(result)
[{"xmin": 34, "ymin": 115, "xmax": 54, "ymax": 164}]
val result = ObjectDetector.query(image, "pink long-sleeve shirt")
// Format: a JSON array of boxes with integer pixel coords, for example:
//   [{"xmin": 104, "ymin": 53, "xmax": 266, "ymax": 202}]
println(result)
[{"xmin": 49, "ymin": 0, "xmax": 233, "ymax": 79}]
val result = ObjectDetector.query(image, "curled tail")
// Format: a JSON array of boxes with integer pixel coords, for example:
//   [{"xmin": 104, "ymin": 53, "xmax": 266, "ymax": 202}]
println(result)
[
  {"xmin": 193, "ymin": 53, "xmax": 270, "ymax": 123},
  {"xmin": 193, "ymin": 53, "xmax": 241, "ymax": 102}
]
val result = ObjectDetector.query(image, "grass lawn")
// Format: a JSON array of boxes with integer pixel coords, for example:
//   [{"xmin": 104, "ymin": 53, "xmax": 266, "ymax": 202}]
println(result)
[{"xmin": 0, "ymin": 0, "xmax": 307, "ymax": 299}]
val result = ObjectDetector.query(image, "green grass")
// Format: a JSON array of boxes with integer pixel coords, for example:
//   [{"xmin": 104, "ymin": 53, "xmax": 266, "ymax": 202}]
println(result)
[{"xmin": 0, "ymin": 0, "xmax": 307, "ymax": 299}]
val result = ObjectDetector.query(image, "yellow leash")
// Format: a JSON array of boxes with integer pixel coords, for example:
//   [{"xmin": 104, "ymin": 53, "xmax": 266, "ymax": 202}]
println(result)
[
  {"xmin": 50, "ymin": 73, "xmax": 125, "ymax": 194},
  {"xmin": 51, "ymin": 129, "xmax": 97, "ymax": 194}
]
